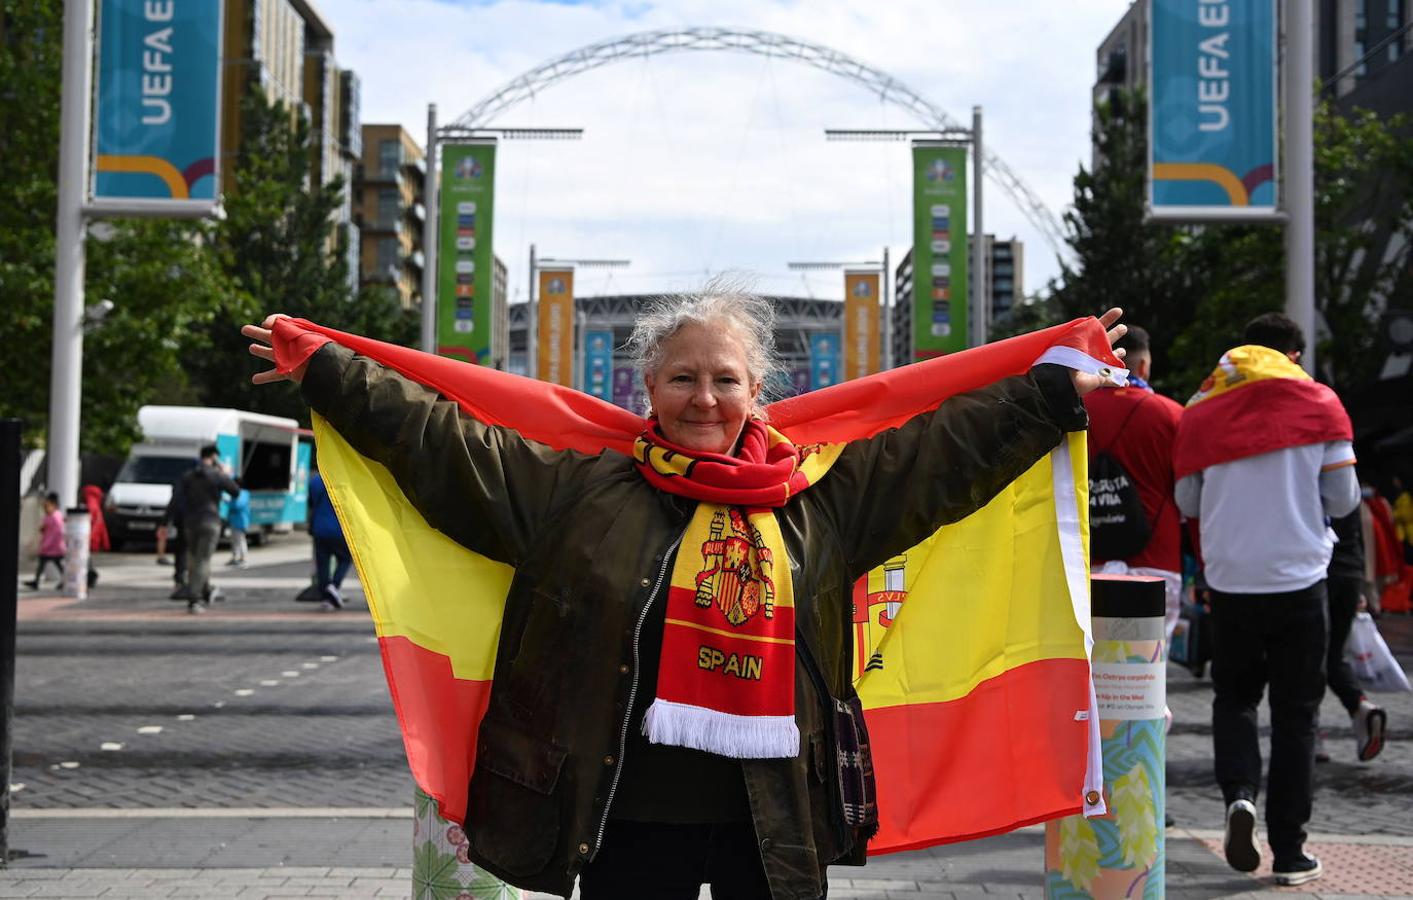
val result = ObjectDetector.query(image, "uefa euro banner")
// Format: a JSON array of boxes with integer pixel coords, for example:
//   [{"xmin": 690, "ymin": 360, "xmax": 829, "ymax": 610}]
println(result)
[
  {"xmin": 438, "ymin": 142, "xmax": 497, "ymax": 363},
  {"xmin": 537, "ymin": 268, "xmax": 575, "ymax": 387},
  {"xmin": 912, "ymin": 143, "xmax": 969, "ymax": 360},
  {"xmin": 268, "ymin": 315, "xmax": 1118, "ymax": 851},
  {"xmin": 93, "ymin": 0, "xmax": 223, "ymax": 203},
  {"xmin": 1149, "ymin": 0, "xmax": 1278, "ymax": 219},
  {"xmin": 843, "ymin": 270, "xmax": 881, "ymax": 381},
  {"xmin": 583, "ymin": 329, "xmax": 613, "ymax": 401}
]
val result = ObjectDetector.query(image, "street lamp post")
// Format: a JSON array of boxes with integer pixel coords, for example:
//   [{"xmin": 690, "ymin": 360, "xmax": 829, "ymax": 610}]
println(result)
[{"xmin": 1285, "ymin": 0, "xmax": 1317, "ymax": 374}]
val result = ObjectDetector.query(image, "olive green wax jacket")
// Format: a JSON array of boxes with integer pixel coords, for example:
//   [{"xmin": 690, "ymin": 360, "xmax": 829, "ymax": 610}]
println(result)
[{"xmin": 301, "ymin": 343, "xmax": 1088, "ymax": 900}]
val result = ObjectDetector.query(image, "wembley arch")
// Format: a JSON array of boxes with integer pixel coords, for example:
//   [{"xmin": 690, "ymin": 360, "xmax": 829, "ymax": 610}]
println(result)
[{"xmin": 443, "ymin": 27, "xmax": 1066, "ymax": 254}]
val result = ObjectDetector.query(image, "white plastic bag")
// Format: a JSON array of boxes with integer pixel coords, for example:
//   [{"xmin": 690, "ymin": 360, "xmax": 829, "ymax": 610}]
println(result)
[{"xmin": 1345, "ymin": 611, "xmax": 1412, "ymax": 693}]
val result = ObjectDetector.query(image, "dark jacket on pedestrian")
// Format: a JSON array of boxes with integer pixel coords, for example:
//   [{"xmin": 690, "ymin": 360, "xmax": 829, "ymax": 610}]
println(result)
[
  {"xmin": 179, "ymin": 462, "xmax": 240, "ymax": 526},
  {"xmin": 300, "ymin": 342, "xmax": 1088, "ymax": 900}
]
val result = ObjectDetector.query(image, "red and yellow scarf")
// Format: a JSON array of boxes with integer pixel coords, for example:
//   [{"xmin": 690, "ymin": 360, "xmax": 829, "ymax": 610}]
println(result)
[{"xmin": 633, "ymin": 422, "xmax": 842, "ymax": 757}]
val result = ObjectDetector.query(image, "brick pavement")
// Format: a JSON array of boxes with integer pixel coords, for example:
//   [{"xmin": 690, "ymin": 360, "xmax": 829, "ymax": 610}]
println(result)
[{"xmin": 7, "ymin": 540, "xmax": 1413, "ymax": 897}]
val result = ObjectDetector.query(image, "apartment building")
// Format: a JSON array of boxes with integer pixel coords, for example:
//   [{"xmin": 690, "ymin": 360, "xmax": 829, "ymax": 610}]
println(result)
[{"xmin": 354, "ymin": 125, "xmax": 426, "ymax": 306}]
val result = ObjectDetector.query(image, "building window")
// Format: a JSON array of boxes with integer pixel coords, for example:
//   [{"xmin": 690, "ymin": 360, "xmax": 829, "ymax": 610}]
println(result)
[
  {"xmin": 1356, "ymin": 0, "xmax": 1367, "ymax": 30},
  {"xmin": 1354, "ymin": 40, "xmax": 1368, "ymax": 75},
  {"xmin": 377, "ymin": 188, "xmax": 400, "ymax": 229},
  {"xmin": 1392, "ymin": 41, "xmax": 1402, "ymax": 62},
  {"xmin": 376, "ymin": 238, "xmax": 399, "ymax": 274},
  {"xmin": 378, "ymin": 139, "xmax": 401, "ymax": 179},
  {"xmin": 1388, "ymin": 0, "xmax": 1402, "ymax": 29}
]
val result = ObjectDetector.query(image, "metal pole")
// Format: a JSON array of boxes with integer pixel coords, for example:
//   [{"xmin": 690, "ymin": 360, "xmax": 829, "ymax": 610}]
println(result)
[
  {"xmin": 47, "ymin": 0, "xmax": 96, "ymax": 510},
  {"xmin": 971, "ymin": 105, "xmax": 987, "ymax": 348},
  {"xmin": 1285, "ymin": 0, "xmax": 1317, "ymax": 374},
  {"xmin": 420, "ymin": 103, "xmax": 439, "ymax": 354},
  {"xmin": 881, "ymin": 246, "xmax": 892, "ymax": 370},
  {"xmin": 0, "ymin": 420, "xmax": 19, "ymax": 869},
  {"xmin": 575, "ymin": 308, "xmax": 587, "ymax": 392},
  {"xmin": 528, "ymin": 243, "xmax": 538, "ymax": 380}
]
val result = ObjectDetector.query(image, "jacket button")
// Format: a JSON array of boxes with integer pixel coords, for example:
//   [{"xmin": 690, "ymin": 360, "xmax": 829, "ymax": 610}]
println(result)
[
  {"xmin": 578, "ymin": 842, "xmax": 590, "ymax": 855},
  {"xmin": 759, "ymin": 837, "xmax": 773, "ymax": 851},
  {"xmin": 640, "ymin": 577, "xmax": 651, "ymax": 587},
  {"xmin": 603, "ymin": 755, "xmax": 615, "ymax": 766},
  {"xmin": 619, "ymin": 664, "xmax": 630, "ymax": 675}
]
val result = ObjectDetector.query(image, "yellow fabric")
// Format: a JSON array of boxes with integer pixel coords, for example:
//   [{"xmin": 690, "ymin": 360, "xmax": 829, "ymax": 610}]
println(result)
[
  {"xmin": 313, "ymin": 415, "xmax": 511, "ymax": 681},
  {"xmin": 1186, "ymin": 343, "xmax": 1309, "ymax": 408},
  {"xmin": 856, "ymin": 432, "xmax": 1090, "ymax": 708}
]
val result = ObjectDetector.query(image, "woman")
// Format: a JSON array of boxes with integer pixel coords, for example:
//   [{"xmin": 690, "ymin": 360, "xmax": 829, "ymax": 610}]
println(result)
[{"xmin": 243, "ymin": 289, "xmax": 1124, "ymax": 900}]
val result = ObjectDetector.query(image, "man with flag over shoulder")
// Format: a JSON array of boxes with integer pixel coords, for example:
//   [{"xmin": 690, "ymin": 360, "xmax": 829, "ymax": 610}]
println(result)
[{"xmin": 1175, "ymin": 313, "xmax": 1360, "ymax": 886}]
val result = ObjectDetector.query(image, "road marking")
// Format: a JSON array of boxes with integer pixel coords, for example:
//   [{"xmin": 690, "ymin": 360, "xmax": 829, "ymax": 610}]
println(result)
[
  {"xmin": 100, "ymin": 742, "xmax": 124, "ymax": 751},
  {"xmin": 137, "ymin": 726, "xmax": 163, "ymax": 734},
  {"xmin": 319, "ymin": 656, "xmax": 338, "ymax": 662},
  {"xmin": 301, "ymin": 662, "xmax": 319, "ymax": 669},
  {"xmin": 233, "ymin": 689, "xmax": 254, "ymax": 697},
  {"xmin": 259, "ymin": 680, "xmax": 280, "ymax": 687},
  {"xmin": 9, "ymin": 806, "xmax": 415, "ymax": 819},
  {"xmin": 176, "ymin": 714, "xmax": 195, "ymax": 721},
  {"xmin": 281, "ymin": 670, "xmax": 300, "ymax": 677}
]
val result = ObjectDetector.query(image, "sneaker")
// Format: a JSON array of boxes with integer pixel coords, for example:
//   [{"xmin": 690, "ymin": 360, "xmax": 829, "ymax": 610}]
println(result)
[
  {"xmin": 225, "ymin": 558, "xmax": 240, "ymax": 567},
  {"xmin": 1354, "ymin": 701, "xmax": 1387, "ymax": 762},
  {"xmin": 187, "ymin": 601, "xmax": 207, "ymax": 615},
  {"xmin": 170, "ymin": 587, "xmax": 195, "ymax": 601},
  {"xmin": 206, "ymin": 587, "xmax": 224, "ymax": 604},
  {"xmin": 318, "ymin": 599, "xmax": 340, "ymax": 612},
  {"xmin": 156, "ymin": 556, "xmax": 172, "ymax": 566},
  {"xmin": 322, "ymin": 584, "xmax": 345, "ymax": 610},
  {"xmin": 1223, "ymin": 799, "xmax": 1261, "ymax": 873},
  {"xmin": 23, "ymin": 579, "xmax": 39, "ymax": 590},
  {"xmin": 1273, "ymin": 853, "xmax": 1322, "ymax": 886}
]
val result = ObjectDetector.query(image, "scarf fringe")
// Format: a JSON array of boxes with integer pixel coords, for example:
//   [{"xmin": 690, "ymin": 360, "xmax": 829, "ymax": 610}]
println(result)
[{"xmin": 643, "ymin": 698, "xmax": 800, "ymax": 759}]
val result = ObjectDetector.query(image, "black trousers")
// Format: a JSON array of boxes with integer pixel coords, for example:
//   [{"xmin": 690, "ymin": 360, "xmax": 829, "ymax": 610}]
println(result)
[
  {"xmin": 1326, "ymin": 576, "xmax": 1366, "ymax": 716},
  {"xmin": 1210, "ymin": 581, "xmax": 1328, "ymax": 858},
  {"xmin": 580, "ymin": 820, "xmax": 819, "ymax": 900}
]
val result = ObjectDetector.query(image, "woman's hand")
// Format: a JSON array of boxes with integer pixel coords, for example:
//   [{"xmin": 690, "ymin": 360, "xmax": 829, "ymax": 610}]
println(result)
[
  {"xmin": 241, "ymin": 315, "xmax": 308, "ymax": 385},
  {"xmin": 1070, "ymin": 307, "xmax": 1127, "ymax": 397}
]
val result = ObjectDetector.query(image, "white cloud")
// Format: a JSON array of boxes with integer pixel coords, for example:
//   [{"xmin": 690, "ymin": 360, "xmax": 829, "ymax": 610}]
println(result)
[{"xmin": 321, "ymin": 0, "xmax": 1135, "ymax": 304}]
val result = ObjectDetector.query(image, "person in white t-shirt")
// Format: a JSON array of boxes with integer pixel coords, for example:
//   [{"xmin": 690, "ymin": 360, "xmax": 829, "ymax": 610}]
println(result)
[{"xmin": 1175, "ymin": 314, "xmax": 1359, "ymax": 887}]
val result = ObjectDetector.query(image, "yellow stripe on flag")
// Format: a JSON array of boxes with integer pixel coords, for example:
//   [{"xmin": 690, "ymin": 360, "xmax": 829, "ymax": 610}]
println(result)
[
  {"xmin": 856, "ymin": 434, "xmax": 1090, "ymax": 709},
  {"xmin": 313, "ymin": 415, "xmax": 512, "ymax": 682}
]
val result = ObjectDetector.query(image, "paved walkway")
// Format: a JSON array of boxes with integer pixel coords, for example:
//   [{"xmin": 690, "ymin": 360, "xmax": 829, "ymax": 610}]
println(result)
[
  {"xmin": 5, "ymin": 814, "xmax": 1413, "ymax": 898},
  {"xmin": 5, "ymin": 544, "xmax": 1411, "ymax": 897}
]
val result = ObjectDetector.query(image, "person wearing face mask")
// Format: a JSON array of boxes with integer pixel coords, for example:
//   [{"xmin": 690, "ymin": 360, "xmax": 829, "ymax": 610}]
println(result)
[{"xmin": 240, "ymin": 286, "xmax": 1126, "ymax": 900}]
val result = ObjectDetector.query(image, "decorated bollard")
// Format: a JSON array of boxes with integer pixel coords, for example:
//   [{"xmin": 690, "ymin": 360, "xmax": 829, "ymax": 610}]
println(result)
[
  {"xmin": 1045, "ymin": 574, "xmax": 1167, "ymax": 899},
  {"xmin": 62, "ymin": 506, "xmax": 90, "ymax": 600}
]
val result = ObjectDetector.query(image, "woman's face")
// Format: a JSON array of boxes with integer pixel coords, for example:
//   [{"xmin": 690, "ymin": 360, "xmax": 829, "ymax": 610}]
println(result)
[{"xmin": 644, "ymin": 321, "xmax": 761, "ymax": 456}]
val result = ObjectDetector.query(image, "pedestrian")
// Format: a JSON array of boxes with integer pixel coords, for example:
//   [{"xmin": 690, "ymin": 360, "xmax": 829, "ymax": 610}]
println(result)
[
  {"xmin": 226, "ymin": 478, "xmax": 251, "ymax": 568},
  {"xmin": 1323, "ymin": 505, "xmax": 1387, "ymax": 762},
  {"xmin": 1391, "ymin": 475, "xmax": 1413, "ymax": 562},
  {"xmin": 242, "ymin": 294, "xmax": 1127, "ymax": 900},
  {"xmin": 173, "ymin": 445, "xmax": 240, "ymax": 613},
  {"xmin": 160, "ymin": 483, "xmax": 189, "ymax": 596},
  {"xmin": 25, "ymin": 492, "xmax": 66, "ymax": 590},
  {"xmin": 83, "ymin": 484, "xmax": 111, "ymax": 554},
  {"xmin": 1083, "ymin": 325, "xmax": 1185, "ymax": 640},
  {"xmin": 1175, "ymin": 313, "xmax": 1360, "ymax": 886},
  {"xmin": 308, "ymin": 468, "xmax": 352, "ymax": 611}
]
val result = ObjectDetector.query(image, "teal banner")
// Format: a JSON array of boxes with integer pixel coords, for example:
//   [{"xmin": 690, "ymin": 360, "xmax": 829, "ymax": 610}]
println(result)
[
  {"xmin": 1149, "ymin": 0, "xmax": 1277, "ymax": 217},
  {"xmin": 911, "ymin": 144, "xmax": 969, "ymax": 360},
  {"xmin": 93, "ymin": 0, "xmax": 222, "ymax": 201},
  {"xmin": 583, "ymin": 330, "xmax": 613, "ymax": 400},
  {"xmin": 438, "ymin": 142, "xmax": 497, "ymax": 364}
]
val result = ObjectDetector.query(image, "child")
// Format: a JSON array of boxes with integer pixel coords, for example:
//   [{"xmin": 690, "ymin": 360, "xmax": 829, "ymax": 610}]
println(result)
[
  {"xmin": 26, "ymin": 492, "xmax": 66, "ymax": 589},
  {"xmin": 226, "ymin": 478, "xmax": 251, "ymax": 568}
]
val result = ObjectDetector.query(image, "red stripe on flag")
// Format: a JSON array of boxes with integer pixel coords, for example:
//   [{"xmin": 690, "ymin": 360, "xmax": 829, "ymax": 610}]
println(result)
[
  {"xmin": 378, "ymin": 635, "xmax": 493, "ymax": 825},
  {"xmin": 864, "ymin": 657, "xmax": 1091, "ymax": 855}
]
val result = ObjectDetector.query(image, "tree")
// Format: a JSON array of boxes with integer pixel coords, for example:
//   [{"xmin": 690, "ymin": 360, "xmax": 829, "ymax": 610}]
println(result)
[
  {"xmin": 183, "ymin": 83, "xmax": 417, "ymax": 424},
  {"xmin": 1053, "ymin": 88, "xmax": 1413, "ymax": 398}
]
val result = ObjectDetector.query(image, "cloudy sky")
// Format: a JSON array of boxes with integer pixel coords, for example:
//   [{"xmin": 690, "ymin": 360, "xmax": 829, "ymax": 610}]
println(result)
[{"xmin": 319, "ymin": 0, "xmax": 1134, "ymax": 303}]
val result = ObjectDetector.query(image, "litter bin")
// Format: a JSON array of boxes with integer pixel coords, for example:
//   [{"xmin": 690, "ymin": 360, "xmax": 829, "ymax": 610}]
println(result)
[{"xmin": 1045, "ymin": 574, "xmax": 1167, "ymax": 899}]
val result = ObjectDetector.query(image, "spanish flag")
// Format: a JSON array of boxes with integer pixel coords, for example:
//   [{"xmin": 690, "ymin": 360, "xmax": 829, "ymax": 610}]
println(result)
[{"xmin": 271, "ymin": 316, "xmax": 1120, "ymax": 855}]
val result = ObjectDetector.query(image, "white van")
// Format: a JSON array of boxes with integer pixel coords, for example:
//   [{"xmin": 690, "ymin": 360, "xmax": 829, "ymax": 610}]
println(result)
[{"xmin": 105, "ymin": 406, "xmax": 311, "ymax": 547}]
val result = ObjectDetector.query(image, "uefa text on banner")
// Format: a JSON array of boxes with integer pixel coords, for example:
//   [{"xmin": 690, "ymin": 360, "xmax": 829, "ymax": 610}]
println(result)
[
  {"xmin": 439, "ymin": 142, "xmax": 498, "ymax": 363},
  {"xmin": 1148, "ymin": 0, "xmax": 1278, "ymax": 219}
]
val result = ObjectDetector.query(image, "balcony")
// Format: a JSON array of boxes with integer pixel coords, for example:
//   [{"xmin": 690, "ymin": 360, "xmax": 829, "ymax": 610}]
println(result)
[
  {"xmin": 407, "ymin": 202, "xmax": 425, "ymax": 223},
  {"xmin": 406, "ymin": 250, "xmax": 425, "ymax": 271},
  {"xmin": 403, "ymin": 157, "xmax": 427, "ymax": 179}
]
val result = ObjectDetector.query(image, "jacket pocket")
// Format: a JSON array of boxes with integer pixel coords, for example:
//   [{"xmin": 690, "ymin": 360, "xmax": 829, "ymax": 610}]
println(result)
[{"xmin": 467, "ymin": 719, "xmax": 568, "ymax": 876}]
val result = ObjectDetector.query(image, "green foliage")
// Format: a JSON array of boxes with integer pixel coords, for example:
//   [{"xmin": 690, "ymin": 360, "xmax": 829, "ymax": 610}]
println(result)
[
  {"xmin": 1053, "ymin": 89, "xmax": 1413, "ymax": 397},
  {"xmin": 0, "ymin": 0, "xmax": 64, "ymax": 448},
  {"xmin": 1112, "ymin": 763, "xmax": 1158, "ymax": 867},
  {"xmin": 183, "ymin": 83, "xmax": 418, "ymax": 425}
]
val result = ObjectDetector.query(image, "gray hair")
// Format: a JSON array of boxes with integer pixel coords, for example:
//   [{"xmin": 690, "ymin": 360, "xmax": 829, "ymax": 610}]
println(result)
[{"xmin": 627, "ymin": 275, "xmax": 782, "ymax": 409}]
